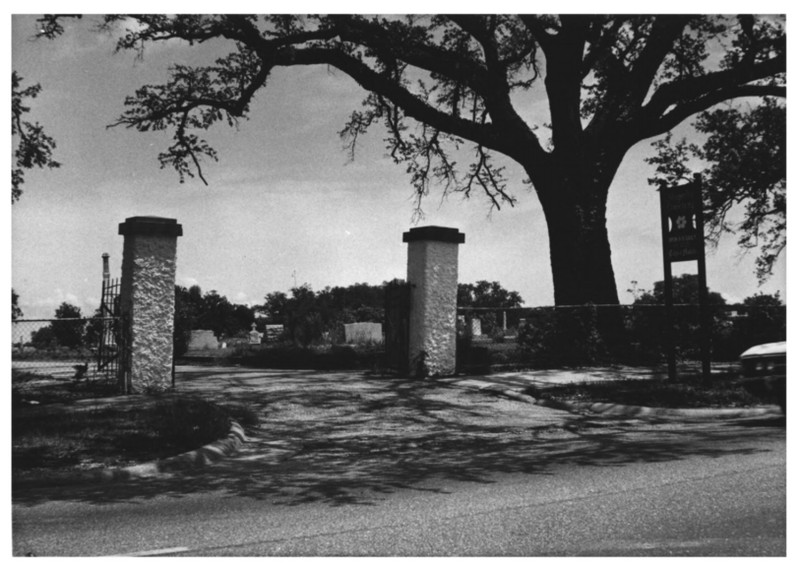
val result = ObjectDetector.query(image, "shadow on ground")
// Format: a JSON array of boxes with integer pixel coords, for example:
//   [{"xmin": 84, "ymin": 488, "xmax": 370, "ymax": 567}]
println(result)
[{"xmin": 13, "ymin": 367, "xmax": 785, "ymax": 508}]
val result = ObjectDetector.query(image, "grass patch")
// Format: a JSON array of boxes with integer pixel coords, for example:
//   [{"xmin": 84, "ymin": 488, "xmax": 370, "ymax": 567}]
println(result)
[
  {"xmin": 12, "ymin": 379, "xmax": 259, "ymax": 480},
  {"xmin": 526, "ymin": 372, "xmax": 775, "ymax": 409}
]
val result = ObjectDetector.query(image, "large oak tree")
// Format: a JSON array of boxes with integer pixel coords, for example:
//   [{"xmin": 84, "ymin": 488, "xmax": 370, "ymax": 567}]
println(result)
[{"xmin": 39, "ymin": 15, "xmax": 787, "ymax": 305}]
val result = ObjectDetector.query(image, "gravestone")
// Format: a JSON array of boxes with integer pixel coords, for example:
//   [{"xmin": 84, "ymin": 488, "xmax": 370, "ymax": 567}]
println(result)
[
  {"xmin": 344, "ymin": 322, "xmax": 383, "ymax": 344},
  {"xmin": 248, "ymin": 323, "xmax": 262, "ymax": 345},
  {"xmin": 264, "ymin": 324, "xmax": 284, "ymax": 342},
  {"xmin": 471, "ymin": 318, "xmax": 482, "ymax": 337},
  {"xmin": 188, "ymin": 330, "xmax": 219, "ymax": 351}
]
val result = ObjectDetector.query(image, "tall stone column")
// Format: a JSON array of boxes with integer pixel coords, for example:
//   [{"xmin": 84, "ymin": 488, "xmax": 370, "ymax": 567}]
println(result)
[
  {"xmin": 403, "ymin": 226, "xmax": 465, "ymax": 377},
  {"xmin": 118, "ymin": 216, "xmax": 182, "ymax": 393}
]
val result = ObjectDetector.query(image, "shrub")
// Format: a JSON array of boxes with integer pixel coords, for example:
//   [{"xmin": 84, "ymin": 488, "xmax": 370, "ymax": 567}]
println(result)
[{"xmin": 516, "ymin": 306, "xmax": 609, "ymax": 367}]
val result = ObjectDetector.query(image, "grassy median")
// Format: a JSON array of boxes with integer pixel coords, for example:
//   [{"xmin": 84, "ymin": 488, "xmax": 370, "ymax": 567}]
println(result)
[
  {"xmin": 12, "ymin": 373, "xmax": 258, "ymax": 481},
  {"xmin": 525, "ymin": 372, "xmax": 778, "ymax": 409}
]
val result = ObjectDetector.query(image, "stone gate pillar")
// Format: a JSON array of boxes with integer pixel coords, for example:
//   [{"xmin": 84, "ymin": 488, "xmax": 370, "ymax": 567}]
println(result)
[
  {"xmin": 403, "ymin": 226, "xmax": 465, "ymax": 377},
  {"xmin": 118, "ymin": 216, "xmax": 182, "ymax": 393}
]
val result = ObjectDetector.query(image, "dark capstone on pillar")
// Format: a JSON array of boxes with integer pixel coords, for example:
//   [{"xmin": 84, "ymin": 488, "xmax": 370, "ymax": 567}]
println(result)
[
  {"xmin": 118, "ymin": 216, "xmax": 182, "ymax": 393},
  {"xmin": 403, "ymin": 225, "xmax": 465, "ymax": 377}
]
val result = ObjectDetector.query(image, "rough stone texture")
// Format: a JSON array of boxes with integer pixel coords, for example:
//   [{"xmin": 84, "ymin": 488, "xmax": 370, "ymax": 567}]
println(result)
[
  {"xmin": 120, "ymin": 232, "xmax": 178, "ymax": 392},
  {"xmin": 188, "ymin": 330, "xmax": 219, "ymax": 350},
  {"xmin": 344, "ymin": 322, "xmax": 383, "ymax": 344},
  {"xmin": 406, "ymin": 239, "xmax": 460, "ymax": 376}
]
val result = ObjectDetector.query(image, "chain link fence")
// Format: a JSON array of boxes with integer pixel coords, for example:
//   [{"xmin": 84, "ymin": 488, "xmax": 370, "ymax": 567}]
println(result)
[
  {"xmin": 457, "ymin": 303, "xmax": 786, "ymax": 371},
  {"xmin": 11, "ymin": 317, "xmax": 122, "ymax": 383}
]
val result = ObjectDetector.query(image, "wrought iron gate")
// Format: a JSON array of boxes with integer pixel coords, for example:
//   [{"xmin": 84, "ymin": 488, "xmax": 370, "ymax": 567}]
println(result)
[
  {"xmin": 96, "ymin": 277, "xmax": 130, "ymax": 389},
  {"xmin": 384, "ymin": 280, "xmax": 410, "ymax": 375}
]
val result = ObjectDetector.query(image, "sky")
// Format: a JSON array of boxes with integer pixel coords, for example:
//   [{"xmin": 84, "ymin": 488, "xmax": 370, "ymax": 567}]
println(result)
[{"xmin": 8, "ymin": 9, "xmax": 791, "ymax": 321}]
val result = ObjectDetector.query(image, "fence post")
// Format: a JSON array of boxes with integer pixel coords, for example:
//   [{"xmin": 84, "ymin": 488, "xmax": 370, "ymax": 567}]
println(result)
[
  {"xmin": 118, "ymin": 216, "xmax": 182, "ymax": 393},
  {"xmin": 403, "ymin": 226, "xmax": 465, "ymax": 377}
]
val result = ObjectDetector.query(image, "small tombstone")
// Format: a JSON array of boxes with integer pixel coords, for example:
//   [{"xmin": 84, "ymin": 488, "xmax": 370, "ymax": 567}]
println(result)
[
  {"xmin": 264, "ymin": 324, "xmax": 284, "ymax": 342},
  {"xmin": 248, "ymin": 323, "xmax": 262, "ymax": 345},
  {"xmin": 344, "ymin": 322, "xmax": 383, "ymax": 344},
  {"xmin": 188, "ymin": 330, "xmax": 219, "ymax": 351},
  {"xmin": 471, "ymin": 318, "xmax": 482, "ymax": 337}
]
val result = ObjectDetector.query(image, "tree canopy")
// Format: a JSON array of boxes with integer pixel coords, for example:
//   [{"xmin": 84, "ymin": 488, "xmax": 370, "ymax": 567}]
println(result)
[
  {"xmin": 647, "ymin": 97, "xmax": 785, "ymax": 283},
  {"xmin": 50, "ymin": 302, "xmax": 85, "ymax": 348},
  {"xmin": 11, "ymin": 71, "xmax": 61, "ymax": 203},
  {"xmin": 256, "ymin": 282, "xmax": 389, "ymax": 345},
  {"xmin": 174, "ymin": 284, "xmax": 255, "ymax": 339},
  {"xmin": 632, "ymin": 273, "xmax": 727, "ymax": 307},
  {"xmin": 35, "ymin": 14, "xmax": 786, "ymax": 305},
  {"xmin": 457, "ymin": 280, "xmax": 524, "ymax": 308},
  {"xmin": 12, "ymin": 289, "xmax": 23, "ymax": 320}
]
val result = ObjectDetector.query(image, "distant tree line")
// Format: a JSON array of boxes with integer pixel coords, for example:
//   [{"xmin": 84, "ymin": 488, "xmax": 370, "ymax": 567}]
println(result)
[
  {"xmin": 15, "ymin": 275, "xmax": 782, "ymax": 367},
  {"xmin": 24, "ymin": 302, "xmax": 87, "ymax": 349},
  {"xmin": 173, "ymin": 285, "xmax": 255, "ymax": 355},
  {"xmin": 254, "ymin": 280, "xmax": 526, "ymax": 348},
  {"xmin": 255, "ymin": 282, "xmax": 389, "ymax": 348},
  {"xmin": 457, "ymin": 280, "xmax": 524, "ymax": 309}
]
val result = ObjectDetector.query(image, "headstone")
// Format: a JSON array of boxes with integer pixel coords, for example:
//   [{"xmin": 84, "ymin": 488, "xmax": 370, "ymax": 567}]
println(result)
[
  {"xmin": 344, "ymin": 322, "xmax": 383, "ymax": 344},
  {"xmin": 248, "ymin": 323, "xmax": 262, "ymax": 345},
  {"xmin": 471, "ymin": 318, "xmax": 482, "ymax": 337},
  {"xmin": 264, "ymin": 324, "xmax": 284, "ymax": 342},
  {"xmin": 188, "ymin": 329, "xmax": 219, "ymax": 351}
]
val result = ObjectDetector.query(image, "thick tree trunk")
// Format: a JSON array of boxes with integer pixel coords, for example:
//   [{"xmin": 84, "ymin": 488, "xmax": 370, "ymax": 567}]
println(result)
[{"xmin": 535, "ymin": 173, "xmax": 621, "ymax": 306}]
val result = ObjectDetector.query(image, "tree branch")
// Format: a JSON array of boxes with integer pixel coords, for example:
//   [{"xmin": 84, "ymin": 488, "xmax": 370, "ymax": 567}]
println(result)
[
  {"xmin": 644, "ymin": 49, "xmax": 786, "ymax": 121},
  {"xmin": 639, "ymin": 83, "xmax": 786, "ymax": 140},
  {"xmin": 277, "ymin": 45, "xmax": 519, "ymax": 157}
]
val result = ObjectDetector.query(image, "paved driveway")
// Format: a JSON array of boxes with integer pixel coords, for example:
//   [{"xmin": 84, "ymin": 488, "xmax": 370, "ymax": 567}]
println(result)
[{"xmin": 161, "ymin": 365, "xmax": 584, "ymax": 505}]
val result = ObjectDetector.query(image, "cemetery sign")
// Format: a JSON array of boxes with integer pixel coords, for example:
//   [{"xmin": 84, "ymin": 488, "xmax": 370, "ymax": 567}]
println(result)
[
  {"xmin": 658, "ymin": 174, "xmax": 711, "ymax": 383},
  {"xmin": 660, "ymin": 176, "xmax": 704, "ymax": 262}
]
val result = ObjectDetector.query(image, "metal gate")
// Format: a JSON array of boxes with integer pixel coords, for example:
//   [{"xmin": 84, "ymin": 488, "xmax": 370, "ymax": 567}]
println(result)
[
  {"xmin": 384, "ymin": 280, "xmax": 410, "ymax": 375},
  {"xmin": 96, "ymin": 277, "xmax": 130, "ymax": 390}
]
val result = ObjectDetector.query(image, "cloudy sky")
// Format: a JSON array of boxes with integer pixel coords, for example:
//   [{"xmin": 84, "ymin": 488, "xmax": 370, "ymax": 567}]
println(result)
[{"xmin": 9, "ymin": 10, "xmax": 789, "ymax": 320}]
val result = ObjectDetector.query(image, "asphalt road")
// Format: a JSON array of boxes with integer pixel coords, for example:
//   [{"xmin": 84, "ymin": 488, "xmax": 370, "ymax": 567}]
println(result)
[{"xmin": 12, "ymin": 415, "xmax": 785, "ymax": 556}]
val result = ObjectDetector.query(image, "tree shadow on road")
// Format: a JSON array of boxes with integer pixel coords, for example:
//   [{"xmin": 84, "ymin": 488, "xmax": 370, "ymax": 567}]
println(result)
[{"xmin": 13, "ymin": 368, "xmax": 785, "ymax": 508}]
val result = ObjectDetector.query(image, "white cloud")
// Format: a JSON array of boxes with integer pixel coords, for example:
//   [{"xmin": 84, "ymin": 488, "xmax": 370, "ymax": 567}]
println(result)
[{"xmin": 178, "ymin": 276, "xmax": 200, "ymax": 288}]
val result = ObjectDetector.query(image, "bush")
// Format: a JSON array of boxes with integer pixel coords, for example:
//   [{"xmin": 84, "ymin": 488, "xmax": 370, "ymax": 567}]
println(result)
[{"xmin": 516, "ymin": 306, "xmax": 609, "ymax": 367}]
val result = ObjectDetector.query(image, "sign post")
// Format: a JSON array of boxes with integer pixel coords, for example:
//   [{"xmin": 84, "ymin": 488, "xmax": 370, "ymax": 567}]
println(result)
[{"xmin": 658, "ymin": 174, "xmax": 711, "ymax": 384}]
